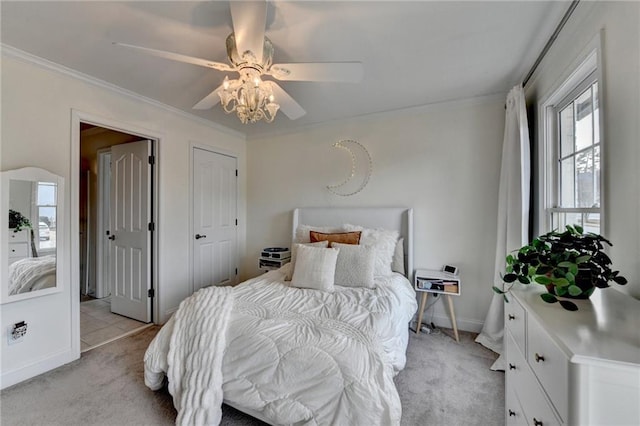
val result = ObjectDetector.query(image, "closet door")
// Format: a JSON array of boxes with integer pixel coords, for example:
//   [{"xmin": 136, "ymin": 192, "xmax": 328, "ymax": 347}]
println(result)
[{"xmin": 192, "ymin": 147, "xmax": 238, "ymax": 292}]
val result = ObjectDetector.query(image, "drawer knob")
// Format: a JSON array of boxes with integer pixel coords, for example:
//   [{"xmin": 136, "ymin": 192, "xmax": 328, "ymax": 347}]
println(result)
[
  {"xmin": 509, "ymin": 409, "xmax": 516, "ymax": 417},
  {"xmin": 508, "ymin": 314, "xmax": 515, "ymax": 320},
  {"xmin": 533, "ymin": 418, "xmax": 543, "ymax": 426},
  {"xmin": 535, "ymin": 353, "xmax": 545, "ymax": 363},
  {"xmin": 509, "ymin": 363, "xmax": 516, "ymax": 370}
]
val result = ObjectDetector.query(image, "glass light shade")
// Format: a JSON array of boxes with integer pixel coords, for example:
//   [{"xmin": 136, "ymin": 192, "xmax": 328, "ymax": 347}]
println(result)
[{"xmin": 216, "ymin": 74, "xmax": 280, "ymax": 123}]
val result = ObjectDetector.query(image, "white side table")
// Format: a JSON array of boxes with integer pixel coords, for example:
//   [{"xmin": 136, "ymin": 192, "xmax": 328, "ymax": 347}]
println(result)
[{"xmin": 414, "ymin": 269, "xmax": 460, "ymax": 342}]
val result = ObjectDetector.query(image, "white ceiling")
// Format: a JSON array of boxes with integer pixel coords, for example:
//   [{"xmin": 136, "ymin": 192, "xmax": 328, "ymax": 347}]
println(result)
[{"xmin": 1, "ymin": 1, "xmax": 570, "ymax": 138}]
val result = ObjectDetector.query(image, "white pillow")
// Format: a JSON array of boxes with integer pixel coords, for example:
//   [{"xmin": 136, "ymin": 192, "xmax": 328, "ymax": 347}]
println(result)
[
  {"xmin": 332, "ymin": 243, "xmax": 376, "ymax": 288},
  {"xmin": 284, "ymin": 241, "xmax": 330, "ymax": 281},
  {"xmin": 291, "ymin": 245, "xmax": 339, "ymax": 292},
  {"xmin": 392, "ymin": 237, "xmax": 405, "ymax": 275},
  {"xmin": 294, "ymin": 224, "xmax": 344, "ymax": 243},
  {"xmin": 343, "ymin": 224, "xmax": 399, "ymax": 277}
]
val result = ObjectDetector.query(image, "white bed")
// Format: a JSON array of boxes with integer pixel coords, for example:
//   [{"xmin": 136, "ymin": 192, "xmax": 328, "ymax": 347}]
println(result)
[{"xmin": 144, "ymin": 207, "xmax": 417, "ymax": 425}]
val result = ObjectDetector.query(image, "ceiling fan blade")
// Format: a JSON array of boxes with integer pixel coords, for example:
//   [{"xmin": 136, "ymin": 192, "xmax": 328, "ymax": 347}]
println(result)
[
  {"xmin": 269, "ymin": 82, "xmax": 306, "ymax": 120},
  {"xmin": 193, "ymin": 85, "xmax": 223, "ymax": 110},
  {"xmin": 113, "ymin": 42, "xmax": 234, "ymax": 72},
  {"xmin": 269, "ymin": 62, "xmax": 363, "ymax": 82},
  {"xmin": 229, "ymin": 1, "xmax": 267, "ymax": 63}
]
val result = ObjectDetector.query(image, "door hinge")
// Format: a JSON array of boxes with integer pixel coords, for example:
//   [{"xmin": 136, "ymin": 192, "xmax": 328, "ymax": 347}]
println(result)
[
  {"xmin": 148, "ymin": 222, "xmax": 155, "ymax": 231},
  {"xmin": 235, "ymin": 219, "xmax": 238, "ymax": 226},
  {"xmin": 235, "ymin": 169, "xmax": 238, "ymax": 177},
  {"xmin": 148, "ymin": 155, "xmax": 155, "ymax": 165},
  {"xmin": 235, "ymin": 268, "xmax": 238, "ymax": 275},
  {"xmin": 148, "ymin": 288, "xmax": 155, "ymax": 298}
]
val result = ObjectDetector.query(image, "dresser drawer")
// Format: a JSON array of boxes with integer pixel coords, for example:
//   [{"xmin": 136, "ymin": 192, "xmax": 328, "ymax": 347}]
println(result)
[
  {"xmin": 8, "ymin": 242, "xmax": 29, "ymax": 258},
  {"xmin": 9, "ymin": 229, "xmax": 29, "ymax": 242},
  {"xmin": 507, "ymin": 318, "xmax": 562, "ymax": 426},
  {"xmin": 527, "ymin": 313, "xmax": 568, "ymax": 422},
  {"xmin": 505, "ymin": 330, "xmax": 526, "ymax": 391},
  {"xmin": 506, "ymin": 383, "xmax": 527, "ymax": 426},
  {"xmin": 505, "ymin": 295, "xmax": 526, "ymax": 355},
  {"xmin": 517, "ymin": 357, "xmax": 562, "ymax": 426}
]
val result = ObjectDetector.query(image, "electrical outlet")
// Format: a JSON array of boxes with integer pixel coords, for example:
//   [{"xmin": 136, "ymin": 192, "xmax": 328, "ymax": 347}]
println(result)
[{"xmin": 8, "ymin": 321, "xmax": 27, "ymax": 345}]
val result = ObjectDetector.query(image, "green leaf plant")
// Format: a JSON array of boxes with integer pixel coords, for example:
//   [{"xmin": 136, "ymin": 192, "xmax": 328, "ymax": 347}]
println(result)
[
  {"xmin": 492, "ymin": 225, "xmax": 627, "ymax": 311},
  {"xmin": 9, "ymin": 209, "xmax": 32, "ymax": 232}
]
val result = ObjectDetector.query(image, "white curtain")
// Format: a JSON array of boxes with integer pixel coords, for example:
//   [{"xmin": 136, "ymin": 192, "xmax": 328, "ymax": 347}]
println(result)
[{"xmin": 475, "ymin": 85, "xmax": 530, "ymax": 371}]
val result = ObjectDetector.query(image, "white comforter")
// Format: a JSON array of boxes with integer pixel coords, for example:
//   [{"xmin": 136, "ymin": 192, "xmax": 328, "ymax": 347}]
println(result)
[
  {"xmin": 145, "ymin": 267, "xmax": 417, "ymax": 426},
  {"xmin": 8, "ymin": 255, "xmax": 56, "ymax": 295}
]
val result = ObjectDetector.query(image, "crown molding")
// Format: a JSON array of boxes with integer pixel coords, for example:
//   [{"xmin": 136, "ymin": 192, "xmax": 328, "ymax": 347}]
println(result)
[{"xmin": 1, "ymin": 43, "xmax": 246, "ymax": 141}]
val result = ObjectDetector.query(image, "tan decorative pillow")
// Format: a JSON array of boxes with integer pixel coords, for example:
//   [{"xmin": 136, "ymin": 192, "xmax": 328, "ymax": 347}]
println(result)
[
  {"xmin": 309, "ymin": 231, "xmax": 361, "ymax": 246},
  {"xmin": 284, "ymin": 241, "xmax": 330, "ymax": 281},
  {"xmin": 294, "ymin": 225, "xmax": 344, "ymax": 243}
]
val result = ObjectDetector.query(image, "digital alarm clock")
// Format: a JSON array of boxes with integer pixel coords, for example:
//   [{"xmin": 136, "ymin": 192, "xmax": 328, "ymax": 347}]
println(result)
[{"xmin": 442, "ymin": 265, "xmax": 459, "ymax": 276}]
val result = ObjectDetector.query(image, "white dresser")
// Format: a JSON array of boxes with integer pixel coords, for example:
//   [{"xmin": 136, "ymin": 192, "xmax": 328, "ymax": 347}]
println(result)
[
  {"xmin": 505, "ymin": 285, "xmax": 640, "ymax": 426},
  {"xmin": 8, "ymin": 229, "xmax": 31, "ymax": 264}
]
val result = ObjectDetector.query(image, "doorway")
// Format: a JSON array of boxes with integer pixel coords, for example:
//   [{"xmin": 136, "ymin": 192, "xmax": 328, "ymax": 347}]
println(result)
[{"xmin": 79, "ymin": 123, "xmax": 155, "ymax": 351}]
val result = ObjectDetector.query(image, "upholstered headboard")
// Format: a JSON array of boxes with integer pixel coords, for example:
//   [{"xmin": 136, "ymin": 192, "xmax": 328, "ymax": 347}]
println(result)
[{"xmin": 292, "ymin": 207, "xmax": 414, "ymax": 280}]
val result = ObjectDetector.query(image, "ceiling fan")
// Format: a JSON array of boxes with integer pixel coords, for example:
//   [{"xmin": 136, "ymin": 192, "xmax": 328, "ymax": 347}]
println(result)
[{"xmin": 114, "ymin": 1, "xmax": 363, "ymax": 123}]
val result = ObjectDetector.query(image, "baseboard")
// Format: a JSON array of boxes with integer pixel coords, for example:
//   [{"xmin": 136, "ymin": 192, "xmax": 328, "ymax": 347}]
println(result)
[
  {"xmin": 1, "ymin": 348, "xmax": 78, "ymax": 390},
  {"xmin": 419, "ymin": 313, "xmax": 484, "ymax": 333},
  {"xmin": 160, "ymin": 307, "xmax": 178, "ymax": 324}
]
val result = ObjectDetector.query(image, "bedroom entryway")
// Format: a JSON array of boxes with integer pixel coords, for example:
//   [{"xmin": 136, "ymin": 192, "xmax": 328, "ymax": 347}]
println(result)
[
  {"xmin": 80, "ymin": 297, "xmax": 147, "ymax": 351},
  {"xmin": 79, "ymin": 122, "xmax": 157, "ymax": 351}
]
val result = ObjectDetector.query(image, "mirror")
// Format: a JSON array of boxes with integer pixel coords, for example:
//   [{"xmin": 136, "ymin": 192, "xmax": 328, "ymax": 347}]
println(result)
[{"xmin": 1, "ymin": 167, "xmax": 64, "ymax": 303}]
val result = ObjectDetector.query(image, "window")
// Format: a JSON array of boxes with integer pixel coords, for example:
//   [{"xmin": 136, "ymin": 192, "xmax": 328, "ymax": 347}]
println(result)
[
  {"xmin": 550, "ymin": 74, "xmax": 601, "ymax": 233},
  {"xmin": 538, "ymin": 42, "xmax": 603, "ymax": 236},
  {"xmin": 36, "ymin": 182, "xmax": 56, "ymax": 251}
]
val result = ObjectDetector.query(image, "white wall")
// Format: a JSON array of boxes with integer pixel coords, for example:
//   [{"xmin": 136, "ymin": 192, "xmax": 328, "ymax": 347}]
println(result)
[
  {"xmin": 526, "ymin": 1, "xmax": 640, "ymax": 297},
  {"xmin": 0, "ymin": 49, "xmax": 247, "ymax": 388},
  {"xmin": 245, "ymin": 96, "xmax": 506, "ymax": 332}
]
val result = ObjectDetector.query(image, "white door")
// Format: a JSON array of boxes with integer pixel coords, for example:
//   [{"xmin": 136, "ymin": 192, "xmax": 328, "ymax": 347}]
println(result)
[
  {"xmin": 110, "ymin": 140, "xmax": 152, "ymax": 322},
  {"xmin": 192, "ymin": 148, "xmax": 238, "ymax": 292}
]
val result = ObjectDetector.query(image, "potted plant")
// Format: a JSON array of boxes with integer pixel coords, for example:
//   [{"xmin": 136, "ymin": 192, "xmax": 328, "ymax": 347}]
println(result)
[
  {"xmin": 493, "ymin": 225, "xmax": 627, "ymax": 311},
  {"xmin": 9, "ymin": 209, "xmax": 32, "ymax": 232}
]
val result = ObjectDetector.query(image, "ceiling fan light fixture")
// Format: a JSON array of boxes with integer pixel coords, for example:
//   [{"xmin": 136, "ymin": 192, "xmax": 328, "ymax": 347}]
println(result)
[
  {"xmin": 226, "ymin": 33, "xmax": 274, "ymax": 70},
  {"xmin": 266, "ymin": 101, "xmax": 280, "ymax": 118},
  {"xmin": 116, "ymin": 2, "xmax": 362, "ymax": 124},
  {"xmin": 218, "ymin": 73, "xmax": 279, "ymax": 124}
]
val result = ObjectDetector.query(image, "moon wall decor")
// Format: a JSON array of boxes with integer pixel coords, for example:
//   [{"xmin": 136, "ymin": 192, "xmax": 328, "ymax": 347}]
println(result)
[{"xmin": 327, "ymin": 139, "xmax": 372, "ymax": 196}]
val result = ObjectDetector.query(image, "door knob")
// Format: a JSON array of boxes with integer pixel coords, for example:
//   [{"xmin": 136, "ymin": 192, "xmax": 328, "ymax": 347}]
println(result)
[
  {"xmin": 195, "ymin": 234, "xmax": 207, "ymax": 240},
  {"xmin": 108, "ymin": 235, "xmax": 116, "ymax": 241}
]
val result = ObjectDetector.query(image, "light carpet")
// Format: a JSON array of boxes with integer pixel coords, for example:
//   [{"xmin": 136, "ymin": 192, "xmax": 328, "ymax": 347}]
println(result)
[{"xmin": 1, "ymin": 326, "xmax": 503, "ymax": 426}]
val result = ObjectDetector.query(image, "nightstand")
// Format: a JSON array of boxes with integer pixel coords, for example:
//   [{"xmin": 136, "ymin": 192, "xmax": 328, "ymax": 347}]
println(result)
[
  {"xmin": 414, "ymin": 268, "xmax": 460, "ymax": 341},
  {"xmin": 259, "ymin": 247, "xmax": 291, "ymax": 272}
]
